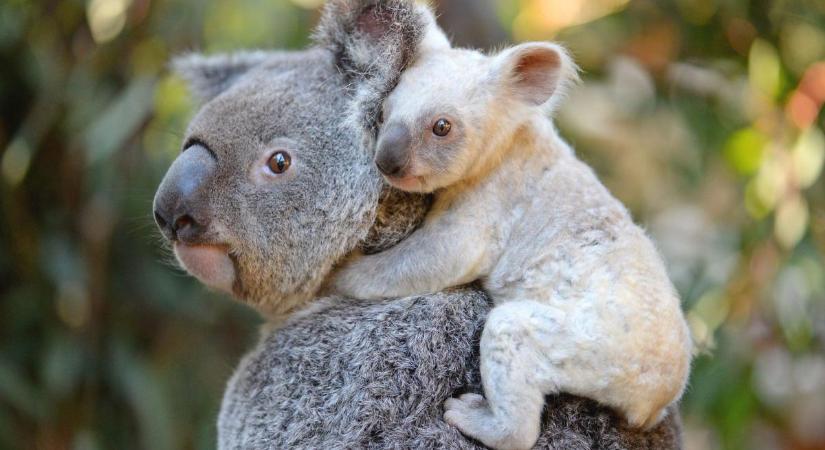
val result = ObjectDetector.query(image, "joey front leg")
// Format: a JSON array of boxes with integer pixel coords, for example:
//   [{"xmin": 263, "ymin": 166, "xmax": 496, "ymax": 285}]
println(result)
[{"xmin": 331, "ymin": 218, "xmax": 489, "ymax": 300}]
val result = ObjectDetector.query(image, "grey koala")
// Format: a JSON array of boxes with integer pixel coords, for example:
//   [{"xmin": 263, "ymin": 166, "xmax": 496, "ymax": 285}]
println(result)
[{"xmin": 152, "ymin": 0, "xmax": 684, "ymax": 448}]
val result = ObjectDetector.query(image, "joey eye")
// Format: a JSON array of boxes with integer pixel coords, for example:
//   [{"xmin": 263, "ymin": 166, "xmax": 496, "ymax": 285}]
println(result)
[
  {"xmin": 433, "ymin": 118, "xmax": 451, "ymax": 137},
  {"xmin": 267, "ymin": 151, "xmax": 291, "ymax": 174}
]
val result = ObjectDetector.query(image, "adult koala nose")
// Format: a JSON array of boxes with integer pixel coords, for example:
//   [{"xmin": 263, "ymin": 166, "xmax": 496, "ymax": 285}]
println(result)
[
  {"xmin": 153, "ymin": 144, "xmax": 216, "ymax": 244},
  {"xmin": 153, "ymin": 144, "xmax": 235, "ymax": 295},
  {"xmin": 374, "ymin": 122, "xmax": 412, "ymax": 177}
]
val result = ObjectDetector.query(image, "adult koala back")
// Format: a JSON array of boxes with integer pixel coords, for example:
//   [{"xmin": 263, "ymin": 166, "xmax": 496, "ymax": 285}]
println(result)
[{"xmin": 153, "ymin": 1, "xmax": 683, "ymax": 448}]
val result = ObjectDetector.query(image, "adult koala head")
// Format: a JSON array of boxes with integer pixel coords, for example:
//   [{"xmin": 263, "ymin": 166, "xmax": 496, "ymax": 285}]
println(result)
[
  {"xmin": 153, "ymin": 49, "xmax": 368, "ymax": 319},
  {"xmin": 153, "ymin": 45, "xmax": 428, "ymax": 319},
  {"xmin": 153, "ymin": 0, "xmax": 441, "ymax": 319}
]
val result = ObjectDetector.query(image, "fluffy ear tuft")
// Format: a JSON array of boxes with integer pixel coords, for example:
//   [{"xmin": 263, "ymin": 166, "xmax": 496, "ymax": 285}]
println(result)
[
  {"xmin": 171, "ymin": 51, "xmax": 270, "ymax": 102},
  {"xmin": 495, "ymin": 42, "xmax": 579, "ymax": 110},
  {"xmin": 313, "ymin": 0, "xmax": 428, "ymax": 80},
  {"xmin": 313, "ymin": 0, "xmax": 444, "ymax": 141}
]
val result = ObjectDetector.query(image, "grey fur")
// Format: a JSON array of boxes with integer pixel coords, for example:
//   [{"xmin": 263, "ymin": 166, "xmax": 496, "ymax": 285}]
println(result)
[
  {"xmin": 361, "ymin": 188, "xmax": 433, "ymax": 254},
  {"xmin": 172, "ymin": 51, "xmax": 273, "ymax": 102},
  {"xmin": 219, "ymin": 289, "xmax": 682, "ymax": 449},
  {"xmin": 314, "ymin": 0, "xmax": 429, "ymax": 141},
  {"xmin": 156, "ymin": 1, "xmax": 684, "ymax": 447},
  {"xmin": 171, "ymin": 48, "xmax": 382, "ymax": 318}
]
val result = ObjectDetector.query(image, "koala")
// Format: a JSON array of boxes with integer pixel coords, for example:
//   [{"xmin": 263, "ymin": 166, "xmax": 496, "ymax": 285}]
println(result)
[
  {"xmin": 153, "ymin": 0, "xmax": 684, "ymax": 448},
  {"xmin": 329, "ymin": 7, "xmax": 693, "ymax": 450},
  {"xmin": 152, "ymin": 48, "xmax": 390, "ymax": 321}
]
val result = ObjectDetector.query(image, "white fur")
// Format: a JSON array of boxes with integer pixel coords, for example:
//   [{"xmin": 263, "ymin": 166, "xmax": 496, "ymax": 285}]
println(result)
[{"xmin": 332, "ymin": 34, "xmax": 692, "ymax": 450}]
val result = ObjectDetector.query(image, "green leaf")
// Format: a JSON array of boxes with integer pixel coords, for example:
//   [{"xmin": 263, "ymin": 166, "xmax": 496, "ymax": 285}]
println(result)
[{"xmin": 723, "ymin": 127, "xmax": 767, "ymax": 175}]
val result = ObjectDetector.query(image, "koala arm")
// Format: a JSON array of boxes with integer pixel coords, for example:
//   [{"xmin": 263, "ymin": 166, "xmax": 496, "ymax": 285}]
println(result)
[{"xmin": 331, "ymin": 213, "xmax": 491, "ymax": 300}]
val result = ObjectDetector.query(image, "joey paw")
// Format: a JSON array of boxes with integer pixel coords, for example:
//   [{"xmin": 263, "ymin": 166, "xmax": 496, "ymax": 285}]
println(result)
[
  {"xmin": 443, "ymin": 393, "xmax": 538, "ymax": 450},
  {"xmin": 443, "ymin": 393, "xmax": 494, "ymax": 438}
]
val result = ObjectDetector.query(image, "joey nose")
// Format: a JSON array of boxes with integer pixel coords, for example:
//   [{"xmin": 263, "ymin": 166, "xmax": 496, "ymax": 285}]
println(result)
[
  {"xmin": 153, "ymin": 145, "xmax": 216, "ymax": 243},
  {"xmin": 375, "ymin": 123, "xmax": 412, "ymax": 177}
]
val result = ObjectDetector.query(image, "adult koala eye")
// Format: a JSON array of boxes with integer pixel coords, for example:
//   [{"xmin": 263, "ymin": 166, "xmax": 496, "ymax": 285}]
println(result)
[
  {"xmin": 433, "ymin": 118, "xmax": 451, "ymax": 137},
  {"xmin": 267, "ymin": 151, "xmax": 291, "ymax": 174}
]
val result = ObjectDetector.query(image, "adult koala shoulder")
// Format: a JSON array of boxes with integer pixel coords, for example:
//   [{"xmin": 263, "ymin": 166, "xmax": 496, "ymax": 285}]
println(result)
[{"xmin": 152, "ymin": 0, "xmax": 684, "ymax": 448}]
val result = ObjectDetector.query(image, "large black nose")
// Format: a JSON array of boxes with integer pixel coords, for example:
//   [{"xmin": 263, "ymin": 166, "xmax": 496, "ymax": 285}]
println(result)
[
  {"xmin": 153, "ymin": 145, "xmax": 216, "ymax": 243},
  {"xmin": 375, "ymin": 123, "xmax": 412, "ymax": 177}
]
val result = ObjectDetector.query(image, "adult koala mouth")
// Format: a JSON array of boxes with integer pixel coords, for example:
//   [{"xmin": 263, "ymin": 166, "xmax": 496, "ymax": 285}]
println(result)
[
  {"xmin": 153, "ymin": 144, "xmax": 238, "ymax": 295},
  {"xmin": 173, "ymin": 243, "xmax": 236, "ymax": 295}
]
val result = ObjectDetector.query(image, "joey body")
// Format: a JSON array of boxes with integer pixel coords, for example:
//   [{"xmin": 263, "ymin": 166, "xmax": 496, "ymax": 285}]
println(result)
[{"xmin": 332, "ymin": 12, "xmax": 692, "ymax": 450}]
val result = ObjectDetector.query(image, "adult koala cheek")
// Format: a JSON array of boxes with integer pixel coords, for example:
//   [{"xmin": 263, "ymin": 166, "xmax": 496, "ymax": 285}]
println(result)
[{"xmin": 153, "ymin": 143, "xmax": 237, "ymax": 295}]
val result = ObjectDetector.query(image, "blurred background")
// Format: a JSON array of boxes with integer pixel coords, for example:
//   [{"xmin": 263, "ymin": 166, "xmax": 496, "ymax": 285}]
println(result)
[{"xmin": 0, "ymin": 0, "xmax": 823, "ymax": 449}]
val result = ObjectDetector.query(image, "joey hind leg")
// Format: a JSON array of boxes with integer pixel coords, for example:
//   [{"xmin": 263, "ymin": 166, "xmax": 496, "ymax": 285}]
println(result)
[
  {"xmin": 444, "ymin": 301, "xmax": 566, "ymax": 450},
  {"xmin": 444, "ymin": 300, "xmax": 673, "ymax": 449}
]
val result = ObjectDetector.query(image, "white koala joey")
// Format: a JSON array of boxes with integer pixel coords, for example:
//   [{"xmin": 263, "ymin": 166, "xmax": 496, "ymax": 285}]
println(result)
[{"xmin": 331, "ymin": 17, "xmax": 693, "ymax": 450}]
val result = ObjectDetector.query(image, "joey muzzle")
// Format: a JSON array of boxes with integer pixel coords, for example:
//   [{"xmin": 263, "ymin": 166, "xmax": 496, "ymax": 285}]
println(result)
[
  {"xmin": 153, "ymin": 144, "xmax": 236, "ymax": 295},
  {"xmin": 374, "ymin": 122, "xmax": 412, "ymax": 177}
]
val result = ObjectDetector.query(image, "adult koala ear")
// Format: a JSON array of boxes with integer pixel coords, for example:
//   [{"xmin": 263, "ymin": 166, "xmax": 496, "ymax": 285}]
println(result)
[
  {"xmin": 313, "ymin": 0, "xmax": 448, "ymax": 137},
  {"xmin": 171, "ymin": 51, "xmax": 270, "ymax": 103}
]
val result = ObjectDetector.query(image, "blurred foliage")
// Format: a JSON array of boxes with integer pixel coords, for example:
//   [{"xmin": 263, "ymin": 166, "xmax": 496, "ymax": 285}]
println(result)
[{"xmin": 0, "ymin": 0, "xmax": 824, "ymax": 449}]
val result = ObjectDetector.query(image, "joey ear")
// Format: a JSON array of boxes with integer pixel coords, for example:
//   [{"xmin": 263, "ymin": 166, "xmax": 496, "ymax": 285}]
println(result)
[
  {"xmin": 495, "ymin": 42, "xmax": 579, "ymax": 108},
  {"xmin": 171, "ymin": 51, "xmax": 270, "ymax": 102}
]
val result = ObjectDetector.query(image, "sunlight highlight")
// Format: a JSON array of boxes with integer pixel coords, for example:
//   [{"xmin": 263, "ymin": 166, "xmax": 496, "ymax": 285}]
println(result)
[
  {"xmin": 513, "ymin": 0, "xmax": 630, "ymax": 40},
  {"xmin": 87, "ymin": 0, "xmax": 132, "ymax": 44},
  {"xmin": 1, "ymin": 138, "xmax": 32, "ymax": 187}
]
